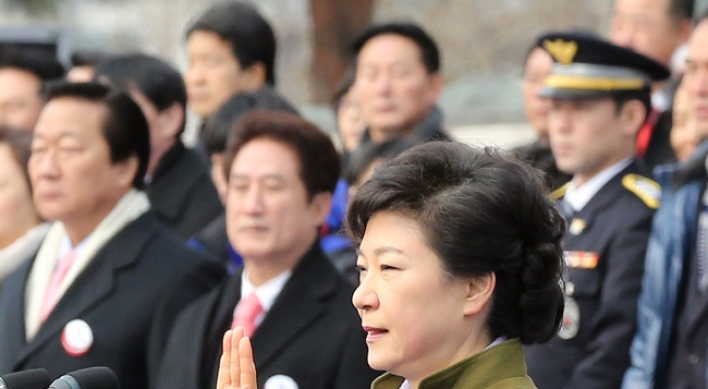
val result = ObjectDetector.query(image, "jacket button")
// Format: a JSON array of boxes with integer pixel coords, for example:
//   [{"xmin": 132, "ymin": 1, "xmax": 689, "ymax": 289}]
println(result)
[{"xmin": 688, "ymin": 354, "xmax": 700, "ymax": 364}]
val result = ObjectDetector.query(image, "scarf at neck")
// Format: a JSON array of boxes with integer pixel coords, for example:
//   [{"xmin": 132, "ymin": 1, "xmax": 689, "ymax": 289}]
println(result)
[{"xmin": 25, "ymin": 189, "xmax": 150, "ymax": 340}]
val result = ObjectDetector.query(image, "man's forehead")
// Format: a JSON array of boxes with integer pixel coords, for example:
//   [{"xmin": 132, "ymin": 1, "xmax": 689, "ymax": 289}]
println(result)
[
  {"xmin": 35, "ymin": 98, "xmax": 107, "ymax": 133},
  {"xmin": 359, "ymin": 34, "xmax": 423, "ymax": 61},
  {"xmin": 0, "ymin": 67, "xmax": 42, "ymax": 87},
  {"xmin": 613, "ymin": 0, "xmax": 668, "ymax": 13}
]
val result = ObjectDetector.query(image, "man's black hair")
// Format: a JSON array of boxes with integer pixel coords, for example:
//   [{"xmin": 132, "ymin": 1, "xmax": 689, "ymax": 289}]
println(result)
[
  {"xmin": 187, "ymin": 1, "xmax": 277, "ymax": 86},
  {"xmin": 351, "ymin": 22, "xmax": 440, "ymax": 74},
  {"xmin": 94, "ymin": 54, "xmax": 188, "ymax": 136}
]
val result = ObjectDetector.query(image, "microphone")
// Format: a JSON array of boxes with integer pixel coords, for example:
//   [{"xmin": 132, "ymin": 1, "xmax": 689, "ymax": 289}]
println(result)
[
  {"xmin": 48, "ymin": 367, "xmax": 118, "ymax": 389},
  {"xmin": 0, "ymin": 369, "xmax": 51, "ymax": 389}
]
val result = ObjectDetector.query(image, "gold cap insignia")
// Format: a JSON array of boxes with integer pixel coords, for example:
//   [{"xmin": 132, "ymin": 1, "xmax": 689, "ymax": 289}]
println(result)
[{"xmin": 543, "ymin": 39, "xmax": 578, "ymax": 65}]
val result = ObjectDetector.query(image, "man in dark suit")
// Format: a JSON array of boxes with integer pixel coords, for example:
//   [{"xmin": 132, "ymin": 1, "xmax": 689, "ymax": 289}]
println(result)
[
  {"xmin": 609, "ymin": 0, "xmax": 696, "ymax": 172},
  {"xmin": 0, "ymin": 82, "xmax": 225, "ymax": 389},
  {"xmin": 94, "ymin": 54, "xmax": 223, "ymax": 239},
  {"xmin": 157, "ymin": 111, "xmax": 379, "ymax": 389},
  {"xmin": 351, "ymin": 22, "xmax": 450, "ymax": 146},
  {"xmin": 523, "ymin": 33, "xmax": 665, "ymax": 389}
]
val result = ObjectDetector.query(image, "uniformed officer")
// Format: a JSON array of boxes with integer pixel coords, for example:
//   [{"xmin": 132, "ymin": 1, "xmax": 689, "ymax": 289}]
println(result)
[{"xmin": 524, "ymin": 32, "xmax": 667, "ymax": 389}]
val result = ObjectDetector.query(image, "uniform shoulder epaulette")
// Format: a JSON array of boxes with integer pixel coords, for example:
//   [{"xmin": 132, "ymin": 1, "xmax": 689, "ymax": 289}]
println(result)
[
  {"xmin": 621, "ymin": 173, "xmax": 661, "ymax": 209},
  {"xmin": 550, "ymin": 183, "xmax": 569, "ymax": 200}
]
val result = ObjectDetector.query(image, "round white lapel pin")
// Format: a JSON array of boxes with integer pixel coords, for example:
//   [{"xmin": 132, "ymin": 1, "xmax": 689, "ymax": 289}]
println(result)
[
  {"xmin": 264, "ymin": 375, "xmax": 298, "ymax": 389},
  {"xmin": 61, "ymin": 319, "xmax": 93, "ymax": 357}
]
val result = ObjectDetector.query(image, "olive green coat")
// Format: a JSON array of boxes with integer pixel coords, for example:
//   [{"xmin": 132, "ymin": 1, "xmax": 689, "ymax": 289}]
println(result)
[{"xmin": 371, "ymin": 339, "xmax": 537, "ymax": 389}]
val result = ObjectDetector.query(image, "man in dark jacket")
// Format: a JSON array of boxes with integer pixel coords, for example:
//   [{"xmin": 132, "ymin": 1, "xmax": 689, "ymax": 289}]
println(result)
[
  {"xmin": 623, "ymin": 13, "xmax": 708, "ymax": 389},
  {"xmin": 184, "ymin": 1, "xmax": 296, "ymax": 152},
  {"xmin": 0, "ymin": 82, "xmax": 224, "ymax": 389},
  {"xmin": 190, "ymin": 87, "xmax": 298, "ymax": 270},
  {"xmin": 609, "ymin": 0, "xmax": 695, "ymax": 172},
  {"xmin": 95, "ymin": 54, "xmax": 223, "ymax": 239},
  {"xmin": 351, "ymin": 22, "xmax": 451, "ymax": 145},
  {"xmin": 157, "ymin": 111, "xmax": 379, "ymax": 389},
  {"xmin": 524, "ymin": 32, "xmax": 666, "ymax": 389}
]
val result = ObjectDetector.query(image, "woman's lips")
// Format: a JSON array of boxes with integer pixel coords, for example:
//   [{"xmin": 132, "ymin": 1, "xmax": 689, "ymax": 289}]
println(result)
[{"xmin": 363, "ymin": 326, "xmax": 388, "ymax": 343}]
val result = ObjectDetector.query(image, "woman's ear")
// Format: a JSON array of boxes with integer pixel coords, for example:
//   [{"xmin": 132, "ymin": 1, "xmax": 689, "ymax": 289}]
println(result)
[{"xmin": 463, "ymin": 273, "xmax": 496, "ymax": 317}]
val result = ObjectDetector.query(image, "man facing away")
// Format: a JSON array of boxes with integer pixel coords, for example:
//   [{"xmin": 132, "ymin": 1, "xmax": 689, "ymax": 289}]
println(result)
[
  {"xmin": 623, "ymin": 11, "xmax": 708, "ymax": 389},
  {"xmin": 95, "ymin": 54, "xmax": 223, "ymax": 239}
]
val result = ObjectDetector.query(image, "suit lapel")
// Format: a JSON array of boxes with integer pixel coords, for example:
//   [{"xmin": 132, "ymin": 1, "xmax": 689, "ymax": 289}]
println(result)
[
  {"xmin": 207, "ymin": 270, "xmax": 243, "ymax": 349},
  {"xmin": 0, "ymin": 260, "xmax": 33, "ymax": 372},
  {"xmin": 251, "ymin": 246, "xmax": 338, "ymax": 370},
  {"xmin": 14, "ymin": 214, "xmax": 157, "ymax": 367},
  {"xmin": 563, "ymin": 163, "xmax": 636, "ymax": 247}
]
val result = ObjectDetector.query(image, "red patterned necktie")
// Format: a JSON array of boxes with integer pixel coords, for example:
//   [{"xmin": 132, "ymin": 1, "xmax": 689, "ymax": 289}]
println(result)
[
  {"xmin": 40, "ymin": 249, "xmax": 77, "ymax": 322},
  {"xmin": 231, "ymin": 292, "xmax": 264, "ymax": 337}
]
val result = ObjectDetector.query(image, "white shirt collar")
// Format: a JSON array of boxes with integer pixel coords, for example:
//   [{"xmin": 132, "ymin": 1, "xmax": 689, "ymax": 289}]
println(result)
[
  {"xmin": 57, "ymin": 233, "xmax": 92, "ymax": 264},
  {"xmin": 240, "ymin": 269, "xmax": 292, "ymax": 313},
  {"xmin": 565, "ymin": 158, "xmax": 632, "ymax": 212}
]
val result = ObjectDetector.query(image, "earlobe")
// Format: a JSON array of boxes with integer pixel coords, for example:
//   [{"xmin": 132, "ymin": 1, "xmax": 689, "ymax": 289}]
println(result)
[
  {"xmin": 160, "ymin": 103, "xmax": 185, "ymax": 139},
  {"xmin": 621, "ymin": 101, "xmax": 646, "ymax": 137},
  {"xmin": 116, "ymin": 156, "xmax": 140, "ymax": 188},
  {"xmin": 463, "ymin": 273, "xmax": 495, "ymax": 316},
  {"xmin": 429, "ymin": 73, "xmax": 444, "ymax": 103},
  {"xmin": 243, "ymin": 63, "xmax": 267, "ymax": 91},
  {"xmin": 310, "ymin": 192, "xmax": 333, "ymax": 225}
]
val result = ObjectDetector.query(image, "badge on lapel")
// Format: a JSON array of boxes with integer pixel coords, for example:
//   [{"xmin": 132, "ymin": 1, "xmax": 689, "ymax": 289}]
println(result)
[
  {"xmin": 264, "ymin": 375, "xmax": 298, "ymax": 389},
  {"xmin": 568, "ymin": 218, "xmax": 586, "ymax": 235},
  {"xmin": 559, "ymin": 295, "xmax": 580, "ymax": 340},
  {"xmin": 61, "ymin": 319, "xmax": 93, "ymax": 357}
]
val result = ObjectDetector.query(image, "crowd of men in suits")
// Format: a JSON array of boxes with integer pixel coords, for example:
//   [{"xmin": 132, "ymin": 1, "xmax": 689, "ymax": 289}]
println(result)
[{"xmin": 1, "ymin": 0, "xmax": 708, "ymax": 389}]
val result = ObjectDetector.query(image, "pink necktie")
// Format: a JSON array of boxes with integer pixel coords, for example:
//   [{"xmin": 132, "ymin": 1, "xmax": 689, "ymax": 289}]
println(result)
[
  {"xmin": 40, "ymin": 250, "xmax": 77, "ymax": 322},
  {"xmin": 231, "ymin": 292, "xmax": 264, "ymax": 337}
]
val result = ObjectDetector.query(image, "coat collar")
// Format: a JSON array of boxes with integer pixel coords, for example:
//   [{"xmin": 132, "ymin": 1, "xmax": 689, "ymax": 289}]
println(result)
[
  {"xmin": 9, "ymin": 213, "xmax": 159, "ymax": 368},
  {"xmin": 207, "ymin": 240, "xmax": 341, "ymax": 370},
  {"xmin": 147, "ymin": 142, "xmax": 217, "ymax": 223},
  {"xmin": 560, "ymin": 162, "xmax": 640, "ymax": 243},
  {"xmin": 372, "ymin": 339, "xmax": 533, "ymax": 389}
]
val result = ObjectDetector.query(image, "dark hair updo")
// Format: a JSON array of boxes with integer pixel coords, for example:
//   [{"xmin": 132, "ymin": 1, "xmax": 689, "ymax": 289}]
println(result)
[{"xmin": 346, "ymin": 142, "xmax": 565, "ymax": 344}]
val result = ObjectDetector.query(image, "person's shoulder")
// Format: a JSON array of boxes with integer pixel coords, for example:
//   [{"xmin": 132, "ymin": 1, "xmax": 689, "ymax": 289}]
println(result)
[
  {"xmin": 618, "ymin": 173, "xmax": 661, "ymax": 211},
  {"xmin": 550, "ymin": 182, "xmax": 569, "ymax": 200},
  {"xmin": 143, "ymin": 217, "xmax": 223, "ymax": 267}
]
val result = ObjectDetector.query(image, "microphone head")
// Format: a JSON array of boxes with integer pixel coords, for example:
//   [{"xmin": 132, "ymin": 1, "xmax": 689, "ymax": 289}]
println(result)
[
  {"xmin": 52, "ymin": 367, "xmax": 118, "ymax": 389},
  {"xmin": 0, "ymin": 369, "xmax": 52, "ymax": 389}
]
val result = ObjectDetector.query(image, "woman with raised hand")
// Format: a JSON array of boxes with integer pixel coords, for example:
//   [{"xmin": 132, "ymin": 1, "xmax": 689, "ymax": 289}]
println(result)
[{"xmin": 217, "ymin": 142, "xmax": 566, "ymax": 389}]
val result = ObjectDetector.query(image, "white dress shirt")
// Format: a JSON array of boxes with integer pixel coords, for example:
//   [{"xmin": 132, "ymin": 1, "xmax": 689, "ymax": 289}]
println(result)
[
  {"xmin": 564, "ymin": 158, "xmax": 632, "ymax": 213},
  {"xmin": 236, "ymin": 269, "xmax": 292, "ymax": 326}
]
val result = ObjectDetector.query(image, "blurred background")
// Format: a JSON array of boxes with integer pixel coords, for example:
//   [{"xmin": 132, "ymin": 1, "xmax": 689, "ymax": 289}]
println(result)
[{"xmin": 2, "ymin": 0, "xmax": 706, "ymax": 145}]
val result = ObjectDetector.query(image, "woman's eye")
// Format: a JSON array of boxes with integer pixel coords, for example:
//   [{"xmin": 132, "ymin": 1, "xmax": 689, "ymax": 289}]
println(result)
[
  {"xmin": 381, "ymin": 265, "xmax": 398, "ymax": 271},
  {"xmin": 355, "ymin": 265, "xmax": 367, "ymax": 274}
]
